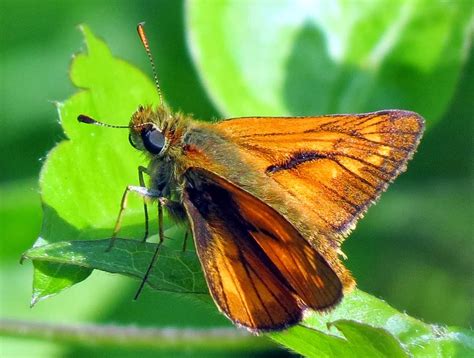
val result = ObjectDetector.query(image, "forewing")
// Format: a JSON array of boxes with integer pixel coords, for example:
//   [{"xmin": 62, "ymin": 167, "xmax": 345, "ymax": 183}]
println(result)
[
  {"xmin": 183, "ymin": 168, "xmax": 342, "ymax": 332},
  {"xmin": 216, "ymin": 110, "xmax": 424, "ymax": 240}
]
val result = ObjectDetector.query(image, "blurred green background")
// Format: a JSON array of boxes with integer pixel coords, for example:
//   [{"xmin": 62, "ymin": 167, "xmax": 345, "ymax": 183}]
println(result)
[{"xmin": 1, "ymin": 0, "xmax": 472, "ymax": 356}]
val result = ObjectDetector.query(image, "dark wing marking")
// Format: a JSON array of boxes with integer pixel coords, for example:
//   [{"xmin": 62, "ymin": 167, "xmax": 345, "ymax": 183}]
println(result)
[{"xmin": 217, "ymin": 110, "xmax": 424, "ymax": 241}]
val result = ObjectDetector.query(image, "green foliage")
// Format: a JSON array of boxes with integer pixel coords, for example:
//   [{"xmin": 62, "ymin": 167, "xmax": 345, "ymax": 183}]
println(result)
[
  {"xmin": 25, "ymin": 239, "xmax": 207, "ymax": 295},
  {"xmin": 2, "ymin": 1, "xmax": 472, "ymax": 356},
  {"xmin": 23, "ymin": 19, "xmax": 474, "ymax": 350},
  {"xmin": 271, "ymin": 321, "xmax": 409, "ymax": 358},
  {"xmin": 30, "ymin": 25, "xmax": 158, "ymax": 301},
  {"xmin": 187, "ymin": 0, "xmax": 471, "ymax": 122},
  {"xmin": 23, "ymin": 238, "xmax": 474, "ymax": 356}
]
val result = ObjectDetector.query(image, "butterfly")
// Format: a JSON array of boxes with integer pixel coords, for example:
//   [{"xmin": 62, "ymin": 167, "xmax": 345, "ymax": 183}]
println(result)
[{"xmin": 78, "ymin": 23, "xmax": 424, "ymax": 333}]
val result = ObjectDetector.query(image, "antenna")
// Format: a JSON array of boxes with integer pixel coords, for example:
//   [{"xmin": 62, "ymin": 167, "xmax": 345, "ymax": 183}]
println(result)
[
  {"xmin": 137, "ymin": 22, "xmax": 163, "ymax": 106},
  {"xmin": 77, "ymin": 114, "xmax": 155, "ymax": 130},
  {"xmin": 77, "ymin": 114, "xmax": 129, "ymax": 128}
]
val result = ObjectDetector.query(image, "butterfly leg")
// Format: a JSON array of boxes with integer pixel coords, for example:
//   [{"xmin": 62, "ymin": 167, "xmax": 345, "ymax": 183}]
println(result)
[
  {"xmin": 134, "ymin": 197, "xmax": 166, "ymax": 300},
  {"xmin": 107, "ymin": 185, "xmax": 160, "ymax": 252},
  {"xmin": 182, "ymin": 230, "xmax": 189, "ymax": 252},
  {"xmin": 138, "ymin": 166, "xmax": 151, "ymax": 242},
  {"xmin": 134, "ymin": 197, "xmax": 187, "ymax": 299},
  {"xmin": 156, "ymin": 198, "xmax": 188, "ymax": 251}
]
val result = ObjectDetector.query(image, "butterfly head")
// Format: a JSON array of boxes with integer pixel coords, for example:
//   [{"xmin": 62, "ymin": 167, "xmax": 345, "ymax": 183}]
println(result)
[
  {"xmin": 77, "ymin": 104, "xmax": 168, "ymax": 157},
  {"xmin": 77, "ymin": 23, "xmax": 170, "ymax": 157},
  {"xmin": 128, "ymin": 105, "xmax": 166, "ymax": 155}
]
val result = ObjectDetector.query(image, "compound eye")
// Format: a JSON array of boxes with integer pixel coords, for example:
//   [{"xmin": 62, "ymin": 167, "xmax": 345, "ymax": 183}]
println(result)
[
  {"xmin": 128, "ymin": 133, "xmax": 137, "ymax": 149},
  {"xmin": 141, "ymin": 128, "xmax": 165, "ymax": 154}
]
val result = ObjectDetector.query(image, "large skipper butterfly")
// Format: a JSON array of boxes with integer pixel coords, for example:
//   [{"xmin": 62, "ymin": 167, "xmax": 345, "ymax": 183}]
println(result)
[{"xmin": 78, "ymin": 23, "xmax": 424, "ymax": 332}]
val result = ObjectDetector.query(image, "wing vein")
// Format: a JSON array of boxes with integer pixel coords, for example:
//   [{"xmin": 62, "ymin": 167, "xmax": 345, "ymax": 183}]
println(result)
[
  {"xmin": 216, "ymin": 243, "xmax": 252, "ymax": 325},
  {"xmin": 282, "ymin": 185, "xmax": 343, "ymax": 231},
  {"xmin": 316, "ymin": 180, "xmax": 360, "ymax": 214},
  {"xmin": 334, "ymin": 153, "xmax": 393, "ymax": 177},
  {"xmin": 331, "ymin": 158, "xmax": 377, "ymax": 192},
  {"xmin": 237, "ymin": 246, "xmax": 275, "ymax": 326}
]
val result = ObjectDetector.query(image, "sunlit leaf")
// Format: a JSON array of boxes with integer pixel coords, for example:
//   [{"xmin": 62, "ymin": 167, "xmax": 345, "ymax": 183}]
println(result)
[
  {"xmin": 30, "ymin": 24, "xmax": 159, "ymax": 302},
  {"xmin": 186, "ymin": 0, "xmax": 472, "ymax": 122}
]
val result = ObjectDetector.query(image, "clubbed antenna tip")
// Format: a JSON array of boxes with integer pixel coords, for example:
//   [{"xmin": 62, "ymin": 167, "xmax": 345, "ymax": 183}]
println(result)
[
  {"xmin": 77, "ymin": 114, "xmax": 129, "ymax": 129},
  {"xmin": 137, "ymin": 22, "xmax": 163, "ymax": 106}
]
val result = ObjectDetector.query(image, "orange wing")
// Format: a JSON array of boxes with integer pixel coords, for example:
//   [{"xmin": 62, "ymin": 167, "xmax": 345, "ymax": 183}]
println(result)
[
  {"xmin": 216, "ymin": 110, "xmax": 424, "ymax": 242},
  {"xmin": 183, "ymin": 168, "xmax": 342, "ymax": 332}
]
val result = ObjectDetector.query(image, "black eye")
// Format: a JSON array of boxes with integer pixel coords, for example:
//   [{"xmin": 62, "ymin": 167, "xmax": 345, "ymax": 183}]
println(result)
[{"xmin": 141, "ymin": 128, "xmax": 165, "ymax": 154}]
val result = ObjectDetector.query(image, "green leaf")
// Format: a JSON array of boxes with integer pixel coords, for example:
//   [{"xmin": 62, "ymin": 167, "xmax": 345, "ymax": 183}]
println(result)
[
  {"xmin": 186, "ymin": 0, "xmax": 472, "ymax": 122},
  {"xmin": 30, "ymin": 24, "xmax": 159, "ymax": 302},
  {"xmin": 24, "ymin": 239, "xmax": 207, "ymax": 295},
  {"xmin": 271, "ymin": 290, "xmax": 474, "ymax": 357},
  {"xmin": 24, "ymin": 238, "xmax": 473, "ymax": 357},
  {"xmin": 271, "ymin": 321, "xmax": 408, "ymax": 358},
  {"xmin": 31, "ymin": 261, "xmax": 92, "ymax": 306}
]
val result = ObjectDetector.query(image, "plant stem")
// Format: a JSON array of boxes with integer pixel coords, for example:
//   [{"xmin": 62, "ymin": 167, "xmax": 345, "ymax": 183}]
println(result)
[{"xmin": 0, "ymin": 319, "xmax": 275, "ymax": 351}]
